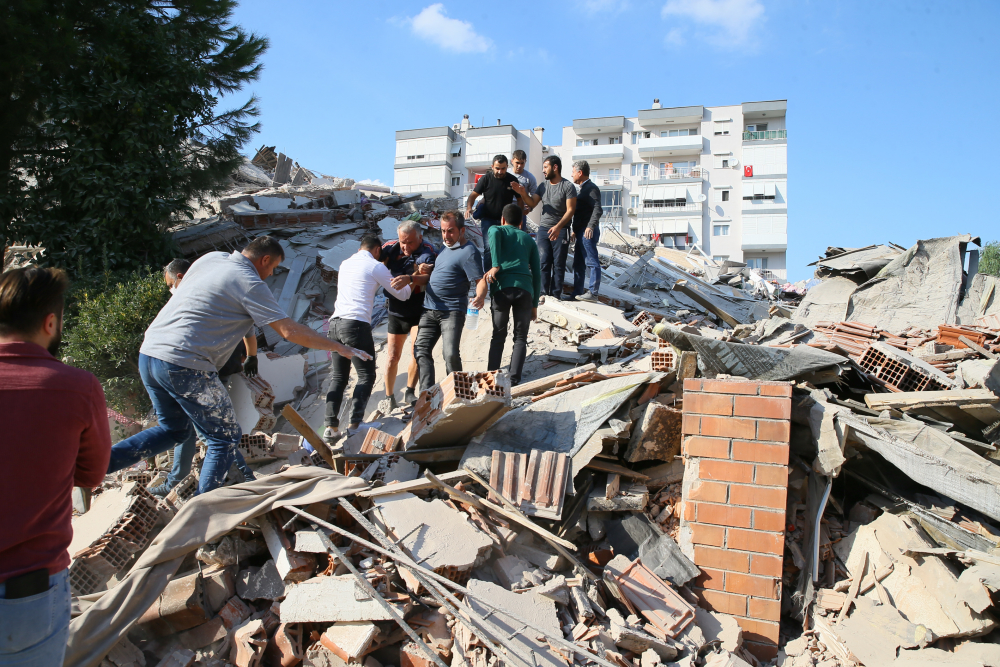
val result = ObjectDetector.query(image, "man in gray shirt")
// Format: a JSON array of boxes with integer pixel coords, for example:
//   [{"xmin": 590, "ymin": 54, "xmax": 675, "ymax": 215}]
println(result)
[
  {"xmin": 510, "ymin": 149, "xmax": 537, "ymax": 224},
  {"xmin": 107, "ymin": 236, "xmax": 369, "ymax": 494},
  {"xmin": 513, "ymin": 155, "xmax": 577, "ymax": 298}
]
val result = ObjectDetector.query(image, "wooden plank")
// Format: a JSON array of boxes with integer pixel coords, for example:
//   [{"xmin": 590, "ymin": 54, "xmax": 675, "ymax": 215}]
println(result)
[
  {"xmin": 864, "ymin": 389, "xmax": 998, "ymax": 411},
  {"xmin": 510, "ymin": 363, "xmax": 597, "ymax": 399},
  {"xmin": 281, "ymin": 404, "xmax": 337, "ymax": 469},
  {"xmin": 357, "ymin": 470, "xmax": 469, "ymax": 498},
  {"xmin": 276, "ymin": 255, "xmax": 309, "ymax": 315},
  {"xmin": 959, "ymin": 335, "xmax": 997, "ymax": 360}
]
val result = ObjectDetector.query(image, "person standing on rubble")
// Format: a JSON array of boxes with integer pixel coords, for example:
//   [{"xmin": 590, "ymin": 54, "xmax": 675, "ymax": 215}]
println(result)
[
  {"xmin": 380, "ymin": 220, "xmax": 437, "ymax": 410},
  {"xmin": 569, "ymin": 160, "xmax": 603, "ymax": 302},
  {"xmin": 484, "ymin": 203, "xmax": 541, "ymax": 385},
  {"xmin": 324, "ymin": 234, "xmax": 415, "ymax": 443},
  {"xmin": 0, "ymin": 267, "xmax": 111, "ymax": 666},
  {"xmin": 107, "ymin": 236, "xmax": 370, "ymax": 494},
  {"xmin": 414, "ymin": 211, "xmax": 488, "ymax": 391},
  {"xmin": 513, "ymin": 155, "xmax": 577, "ymax": 299},
  {"xmin": 510, "ymin": 149, "xmax": 538, "ymax": 222},
  {"xmin": 147, "ymin": 259, "xmax": 258, "ymax": 498},
  {"xmin": 465, "ymin": 154, "xmax": 520, "ymax": 272}
]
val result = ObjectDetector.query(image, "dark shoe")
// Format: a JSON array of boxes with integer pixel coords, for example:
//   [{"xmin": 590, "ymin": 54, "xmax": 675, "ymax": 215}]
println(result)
[
  {"xmin": 403, "ymin": 387, "xmax": 418, "ymax": 405},
  {"xmin": 559, "ymin": 293, "xmax": 576, "ymax": 301},
  {"xmin": 388, "ymin": 393, "xmax": 399, "ymax": 411},
  {"xmin": 149, "ymin": 483, "xmax": 172, "ymax": 498},
  {"xmin": 577, "ymin": 291, "xmax": 598, "ymax": 302}
]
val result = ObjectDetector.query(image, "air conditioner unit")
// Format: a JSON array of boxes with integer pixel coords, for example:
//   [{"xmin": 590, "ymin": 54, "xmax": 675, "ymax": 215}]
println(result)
[{"xmin": 627, "ymin": 208, "xmax": 636, "ymax": 216}]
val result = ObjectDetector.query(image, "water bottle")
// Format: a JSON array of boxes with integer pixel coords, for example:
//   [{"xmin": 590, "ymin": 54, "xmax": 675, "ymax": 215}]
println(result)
[{"xmin": 466, "ymin": 305, "xmax": 480, "ymax": 331}]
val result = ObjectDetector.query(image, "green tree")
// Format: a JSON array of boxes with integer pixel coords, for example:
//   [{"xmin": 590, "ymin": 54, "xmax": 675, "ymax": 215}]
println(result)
[
  {"xmin": 981, "ymin": 241, "xmax": 1000, "ymax": 278},
  {"xmin": 62, "ymin": 270, "xmax": 169, "ymax": 413},
  {"xmin": 3, "ymin": 0, "xmax": 267, "ymax": 277}
]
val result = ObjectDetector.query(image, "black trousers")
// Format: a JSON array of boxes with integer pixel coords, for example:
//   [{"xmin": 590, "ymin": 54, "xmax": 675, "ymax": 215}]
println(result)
[
  {"xmin": 488, "ymin": 286, "xmax": 533, "ymax": 385},
  {"xmin": 325, "ymin": 318, "xmax": 377, "ymax": 427}
]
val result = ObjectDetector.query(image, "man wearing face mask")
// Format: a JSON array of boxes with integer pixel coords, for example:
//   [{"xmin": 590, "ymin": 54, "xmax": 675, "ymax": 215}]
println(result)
[{"xmin": 0, "ymin": 267, "xmax": 111, "ymax": 666}]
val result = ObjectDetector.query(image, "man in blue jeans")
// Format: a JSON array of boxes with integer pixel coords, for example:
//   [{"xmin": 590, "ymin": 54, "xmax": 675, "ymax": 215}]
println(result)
[
  {"xmin": 465, "ymin": 154, "xmax": 520, "ymax": 272},
  {"xmin": 0, "ymin": 267, "xmax": 111, "ymax": 666},
  {"xmin": 107, "ymin": 236, "xmax": 369, "ymax": 494},
  {"xmin": 570, "ymin": 160, "xmax": 604, "ymax": 301},
  {"xmin": 514, "ymin": 155, "xmax": 577, "ymax": 299},
  {"xmin": 415, "ymin": 211, "xmax": 488, "ymax": 392}
]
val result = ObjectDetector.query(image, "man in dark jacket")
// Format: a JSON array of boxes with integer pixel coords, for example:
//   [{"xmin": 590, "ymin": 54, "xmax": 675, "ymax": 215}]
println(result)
[
  {"xmin": 465, "ymin": 155, "xmax": 520, "ymax": 273},
  {"xmin": 570, "ymin": 160, "xmax": 603, "ymax": 301}
]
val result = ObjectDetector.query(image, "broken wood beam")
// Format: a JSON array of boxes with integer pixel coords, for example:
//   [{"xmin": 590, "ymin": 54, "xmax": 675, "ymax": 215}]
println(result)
[
  {"xmin": 583, "ymin": 460, "xmax": 650, "ymax": 481},
  {"xmin": 511, "ymin": 363, "xmax": 597, "ymax": 398},
  {"xmin": 357, "ymin": 469, "xmax": 470, "ymax": 498},
  {"xmin": 959, "ymin": 335, "xmax": 998, "ymax": 360},
  {"xmin": 281, "ymin": 404, "xmax": 337, "ymax": 469},
  {"xmin": 863, "ymin": 388, "xmax": 998, "ymax": 411}
]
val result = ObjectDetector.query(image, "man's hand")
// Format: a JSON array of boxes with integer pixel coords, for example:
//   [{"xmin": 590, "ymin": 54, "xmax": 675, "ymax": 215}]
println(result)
[
  {"xmin": 548, "ymin": 225, "xmax": 563, "ymax": 241},
  {"xmin": 243, "ymin": 356, "xmax": 259, "ymax": 378},
  {"xmin": 390, "ymin": 274, "xmax": 411, "ymax": 290},
  {"xmin": 465, "ymin": 207, "xmax": 474, "ymax": 220},
  {"xmin": 471, "ymin": 294, "xmax": 486, "ymax": 310},
  {"xmin": 417, "ymin": 263, "xmax": 433, "ymax": 274},
  {"xmin": 511, "ymin": 181, "xmax": 527, "ymax": 198},
  {"xmin": 485, "ymin": 267, "xmax": 500, "ymax": 284},
  {"xmin": 336, "ymin": 342, "xmax": 372, "ymax": 361},
  {"xmin": 531, "ymin": 308, "xmax": 538, "ymax": 321},
  {"xmin": 584, "ymin": 228, "xmax": 594, "ymax": 239}
]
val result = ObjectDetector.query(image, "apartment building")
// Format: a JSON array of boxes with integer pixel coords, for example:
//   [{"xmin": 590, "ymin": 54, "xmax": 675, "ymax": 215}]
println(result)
[
  {"xmin": 392, "ymin": 115, "xmax": 549, "ymax": 226},
  {"xmin": 556, "ymin": 100, "xmax": 788, "ymax": 279}
]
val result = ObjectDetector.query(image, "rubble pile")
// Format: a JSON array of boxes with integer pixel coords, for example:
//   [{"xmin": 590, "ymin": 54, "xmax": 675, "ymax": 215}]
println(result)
[{"xmin": 75, "ymin": 162, "xmax": 1000, "ymax": 667}]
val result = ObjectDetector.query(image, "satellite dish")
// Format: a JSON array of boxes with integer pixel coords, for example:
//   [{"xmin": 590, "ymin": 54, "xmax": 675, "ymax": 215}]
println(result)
[
  {"xmin": 695, "ymin": 194, "xmax": 707, "ymax": 203},
  {"xmin": 730, "ymin": 158, "xmax": 740, "ymax": 167}
]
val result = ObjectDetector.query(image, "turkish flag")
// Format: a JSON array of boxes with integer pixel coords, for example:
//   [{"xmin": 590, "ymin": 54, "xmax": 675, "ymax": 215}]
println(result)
[{"xmin": 744, "ymin": 165, "xmax": 753, "ymax": 178}]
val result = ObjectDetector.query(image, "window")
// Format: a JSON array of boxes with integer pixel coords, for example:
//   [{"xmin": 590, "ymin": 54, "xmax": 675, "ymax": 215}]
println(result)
[
  {"xmin": 746, "ymin": 257, "xmax": 769, "ymax": 270},
  {"xmin": 722, "ymin": 190, "xmax": 730, "ymax": 202},
  {"xmin": 609, "ymin": 136, "xmax": 622, "ymax": 145},
  {"xmin": 743, "ymin": 182, "xmax": 778, "ymax": 201},
  {"xmin": 631, "ymin": 132, "xmax": 640, "ymax": 144},
  {"xmin": 601, "ymin": 191, "xmax": 621, "ymax": 208},
  {"xmin": 746, "ymin": 123, "xmax": 768, "ymax": 132},
  {"xmin": 630, "ymin": 164, "xmax": 638, "ymax": 176},
  {"xmin": 660, "ymin": 128, "xmax": 697, "ymax": 137},
  {"xmin": 406, "ymin": 155, "xmax": 426, "ymax": 160},
  {"xmin": 642, "ymin": 163, "xmax": 650, "ymax": 178},
  {"xmin": 713, "ymin": 225, "xmax": 730, "ymax": 237},
  {"xmin": 713, "ymin": 255, "xmax": 729, "ymax": 262},
  {"xmin": 452, "ymin": 177, "xmax": 460, "ymax": 187},
  {"xmin": 722, "ymin": 159, "xmax": 729, "ymax": 168},
  {"xmin": 714, "ymin": 121, "xmax": 731, "ymax": 136},
  {"xmin": 577, "ymin": 139, "xmax": 599, "ymax": 147},
  {"xmin": 630, "ymin": 195, "xmax": 640, "ymax": 209}
]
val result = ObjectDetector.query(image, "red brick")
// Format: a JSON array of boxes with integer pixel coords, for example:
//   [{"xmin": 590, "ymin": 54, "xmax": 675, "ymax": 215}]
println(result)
[
  {"xmin": 690, "ymin": 523, "xmax": 726, "ymax": 547},
  {"xmin": 751, "ymin": 554, "xmax": 783, "ymax": 577},
  {"xmin": 696, "ymin": 589, "xmax": 747, "ymax": 616},
  {"xmin": 727, "ymin": 528, "xmax": 784, "ymax": 554},
  {"xmin": 755, "ymin": 464, "xmax": 789, "ymax": 487},
  {"xmin": 681, "ymin": 414, "xmax": 701, "ymax": 435},
  {"xmin": 753, "ymin": 509, "xmax": 787, "ymax": 532},
  {"xmin": 749, "ymin": 597, "xmax": 782, "ymax": 621},
  {"xmin": 683, "ymin": 378, "xmax": 703, "ymax": 392},
  {"xmin": 729, "ymin": 484, "xmax": 787, "ymax": 510},
  {"xmin": 688, "ymin": 479, "xmax": 729, "ymax": 503},
  {"xmin": 732, "ymin": 440, "xmax": 789, "ymax": 465},
  {"xmin": 699, "ymin": 416, "xmax": 757, "ymax": 439},
  {"xmin": 693, "ymin": 546, "xmax": 749, "ymax": 573},
  {"xmin": 684, "ymin": 393, "xmax": 733, "ymax": 416},
  {"xmin": 701, "ymin": 380, "xmax": 759, "ymax": 395},
  {"xmin": 745, "ymin": 642, "xmax": 779, "ymax": 662},
  {"xmin": 759, "ymin": 383, "xmax": 793, "ymax": 397},
  {"xmin": 699, "ymin": 459, "xmax": 754, "ymax": 483},
  {"xmin": 695, "ymin": 567, "xmax": 725, "ymax": 591},
  {"xmin": 733, "ymin": 395, "xmax": 791, "ymax": 420},
  {"xmin": 682, "ymin": 501, "xmax": 696, "ymax": 522},
  {"xmin": 696, "ymin": 502, "xmax": 752, "ymax": 528},
  {"xmin": 684, "ymin": 436, "xmax": 731, "ymax": 459},
  {"xmin": 756, "ymin": 419, "xmax": 791, "ymax": 443},
  {"xmin": 724, "ymin": 572, "xmax": 780, "ymax": 599},
  {"xmin": 735, "ymin": 617, "xmax": 780, "ymax": 644}
]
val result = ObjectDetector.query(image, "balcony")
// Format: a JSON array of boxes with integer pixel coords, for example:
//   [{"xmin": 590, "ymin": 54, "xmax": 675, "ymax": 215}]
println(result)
[
  {"xmin": 637, "ymin": 135, "xmax": 703, "ymax": 157},
  {"xmin": 464, "ymin": 152, "xmax": 507, "ymax": 170},
  {"xmin": 573, "ymin": 116, "xmax": 626, "ymax": 134},
  {"xmin": 639, "ymin": 166, "xmax": 707, "ymax": 184},
  {"xmin": 572, "ymin": 143, "xmax": 625, "ymax": 164},
  {"xmin": 742, "ymin": 233, "xmax": 787, "ymax": 251},
  {"xmin": 589, "ymin": 173, "xmax": 631, "ymax": 190},
  {"xmin": 742, "ymin": 130, "xmax": 787, "ymax": 141},
  {"xmin": 637, "ymin": 105, "xmax": 704, "ymax": 127},
  {"xmin": 392, "ymin": 182, "xmax": 450, "ymax": 197},
  {"xmin": 394, "ymin": 153, "xmax": 451, "ymax": 169},
  {"xmin": 636, "ymin": 202, "xmax": 703, "ymax": 216}
]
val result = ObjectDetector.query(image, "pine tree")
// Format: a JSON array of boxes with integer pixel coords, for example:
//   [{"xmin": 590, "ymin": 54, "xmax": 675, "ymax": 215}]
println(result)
[{"xmin": 3, "ymin": 0, "xmax": 268, "ymax": 277}]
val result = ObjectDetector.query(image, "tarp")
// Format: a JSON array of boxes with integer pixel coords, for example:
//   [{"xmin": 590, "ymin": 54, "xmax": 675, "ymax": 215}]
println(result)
[
  {"xmin": 809, "ymin": 244, "xmax": 904, "ymax": 282},
  {"xmin": 845, "ymin": 234, "xmax": 976, "ymax": 333},
  {"xmin": 460, "ymin": 373, "xmax": 665, "ymax": 477},
  {"xmin": 653, "ymin": 323, "xmax": 847, "ymax": 381},
  {"xmin": 65, "ymin": 468, "xmax": 367, "ymax": 667},
  {"xmin": 789, "ymin": 276, "xmax": 857, "ymax": 328}
]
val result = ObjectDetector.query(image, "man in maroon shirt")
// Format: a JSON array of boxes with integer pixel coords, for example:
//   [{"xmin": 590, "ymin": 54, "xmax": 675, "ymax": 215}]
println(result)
[{"xmin": 0, "ymin": 267, "xmax": 111, "ymax": 665}]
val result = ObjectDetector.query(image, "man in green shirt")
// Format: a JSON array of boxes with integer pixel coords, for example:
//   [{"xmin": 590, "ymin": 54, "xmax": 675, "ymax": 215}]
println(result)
[{"xmin": 484, "ymin": 203, "xmax": 541, "ymax": 385}]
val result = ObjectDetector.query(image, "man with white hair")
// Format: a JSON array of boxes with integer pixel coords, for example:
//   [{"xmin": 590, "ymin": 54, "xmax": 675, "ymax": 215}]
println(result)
[{"xmin": 381, "ymin": 219, "xmax": 436, "ymax": 408}]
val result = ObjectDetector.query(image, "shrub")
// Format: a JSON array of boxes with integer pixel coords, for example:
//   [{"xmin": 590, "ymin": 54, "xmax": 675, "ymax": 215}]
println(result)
[
  {"xmin": 980, "ymin": 241, "xmax": 1000, "ymax": 278},
  {"xmin": 62, "ymin": 269, "xmax": 168, "ymax": 414}
]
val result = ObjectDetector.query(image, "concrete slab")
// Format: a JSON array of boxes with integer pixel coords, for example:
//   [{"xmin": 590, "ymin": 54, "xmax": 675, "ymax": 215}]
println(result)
[
  {"xmin": 257, "ymin": 354, "xmax": 307, "ymax": 404},
  {"xmin": 280, "ymin": 576, "xmax": 393, "ymax": 623},
  {"xmin": 465, "ymin": 580, "xmax": 563, "ymax": 667}
]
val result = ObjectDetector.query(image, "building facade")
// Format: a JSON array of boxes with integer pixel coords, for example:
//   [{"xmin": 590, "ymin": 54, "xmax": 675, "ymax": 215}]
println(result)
[
  {"xmin": 556, "ymin": 100, "xmax": 787, "ymax": 279},
  {"xmin": 393, "ymin": 115, "xmax": 549, "ymax": 226}
]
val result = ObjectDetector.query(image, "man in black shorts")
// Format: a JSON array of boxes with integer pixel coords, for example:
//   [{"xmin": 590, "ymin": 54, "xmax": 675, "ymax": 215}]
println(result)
[{"xmin": 381, "ymin": 219, "xmax": 436, "ymax": 408}]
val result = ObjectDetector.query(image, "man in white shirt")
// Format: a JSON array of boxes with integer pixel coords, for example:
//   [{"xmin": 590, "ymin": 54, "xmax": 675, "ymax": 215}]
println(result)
[{"xmin": 324, "ymin": 234, "xmax": 414, "ymax": 442}]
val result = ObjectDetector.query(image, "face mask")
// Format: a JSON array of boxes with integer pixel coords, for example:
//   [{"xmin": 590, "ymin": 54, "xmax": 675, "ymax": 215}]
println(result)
[
  {"xmin": 169, "ymin": 285, "xmax": 177, "ymax": 295},
  {"xmin": 443, "ymin": 240, "xmax": 461, "ymax": 249}
]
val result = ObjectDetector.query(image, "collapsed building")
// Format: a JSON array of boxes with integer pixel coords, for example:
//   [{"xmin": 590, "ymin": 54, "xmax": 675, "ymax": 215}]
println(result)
[{"xmin": 68, "ymin": 147, "xmax": 1000, "ymax": 667}]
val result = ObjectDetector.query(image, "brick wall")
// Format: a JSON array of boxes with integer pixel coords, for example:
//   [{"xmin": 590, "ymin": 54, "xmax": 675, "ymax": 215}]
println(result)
[{"xmin": 679, "ymin": 378, "xmax": 792, "ymax": 662}]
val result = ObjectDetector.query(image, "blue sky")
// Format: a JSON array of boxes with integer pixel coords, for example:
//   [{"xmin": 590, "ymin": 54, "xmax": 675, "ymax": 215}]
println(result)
[{"xmin": 228, "ymin": 0, "xmax": 999, "ymax": 281}]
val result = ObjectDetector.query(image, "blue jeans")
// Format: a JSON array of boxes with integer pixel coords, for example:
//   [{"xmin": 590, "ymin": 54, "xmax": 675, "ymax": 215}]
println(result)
[
  {"xmin": 537, "ymin": 225, "xmax": 569, "ymax": 296},
  {"xmin": 480, "ymin": 218, "xmax": 500, "ymax": 272},
  {"xmin": 108, "ymin": 354, "xmax": 242, "ymax": 495},
  {"xmin": 572, "ymin": 227, "xmax": 602, "ymax": 295},
  {"xmin": 0, "ymin": 569, "xmax": 70, "ymax": 666},
  {"xmin": 163, "ymin": 404, "xmax": 255, "ymax": 489}
]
